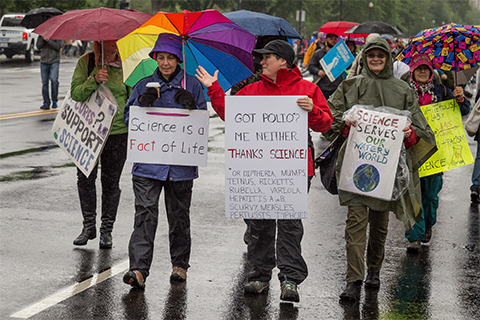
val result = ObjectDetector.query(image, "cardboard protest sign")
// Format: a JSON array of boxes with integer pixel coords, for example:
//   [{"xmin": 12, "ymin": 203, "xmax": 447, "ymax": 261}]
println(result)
[
  {"xmin": 224, "ymin": 96, "xmax": 308, "ymax": 219},
  {"xmin": 320, "ymin": 39, "xmax": 354, "ymax": 82},
  {"xmin": 338, "ymin": 107, "xmax": 408, "ymax": 200},
  {"xmin": 52, "ymin": 84, "xmax": 118, "ymax": 177},
  {"xmin": 418, "ymin": 99, "xmax": 474, "ymax": 177},
  {"xmin": 126, "ymin": 106, "xmax": 209, "ymax": 167}
]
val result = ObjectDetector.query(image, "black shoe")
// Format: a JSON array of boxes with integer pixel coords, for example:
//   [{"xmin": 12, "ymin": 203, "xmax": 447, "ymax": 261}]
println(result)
[
  {"xmin": 99, "ymin": 233, "xmax": 112, "ymax": 249},
  {"xmin": 280, "ymin": 278, "xmax": 300, "ymax": 302},
  {"xmin": 421, "ymin": 228, "xmax": 432, "ymax": 243},
  {"xmin": 365, "ymin": 270, "xmax": 380, "ymax": 288},
  {"xmin": 339, "ymin": 281, "xmax": 362, "ymax": 301},
  {"xmin": 471, "ymin": 189, "xmax": 479, "ymax": 203},
  {"xmin": 73, "ymin": 227, "xmax": 96, "ymax": 246}
]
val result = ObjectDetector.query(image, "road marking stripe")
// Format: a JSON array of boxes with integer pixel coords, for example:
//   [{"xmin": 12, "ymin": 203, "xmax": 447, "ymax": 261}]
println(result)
[
  {"xmin": 10, "ymin": 260, "xmax": 129, "ymax": 319},
  {"xmin": 0, "ymin": 109, "xmax": 58, "ymax": 120}
]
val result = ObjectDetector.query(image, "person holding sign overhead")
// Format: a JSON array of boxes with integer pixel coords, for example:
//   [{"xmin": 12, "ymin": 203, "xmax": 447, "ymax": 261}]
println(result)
[
  {"xmin": 403, "ymin": 54, "xmax": 470, "ymax": 253},
  {"xmin": 71, "ymin": 40, "xmax": 131, "ymax": 249},
  {"xmin": 122, "ymin": 33, "xmax": 206, "ymax": 289},
  {"xmin": 327, "ymin": 36, "xmax": 436, "ymax": 302},
  {"xmin": 195, "ymin": 40, "xmax": 332, "ymax": 303}
]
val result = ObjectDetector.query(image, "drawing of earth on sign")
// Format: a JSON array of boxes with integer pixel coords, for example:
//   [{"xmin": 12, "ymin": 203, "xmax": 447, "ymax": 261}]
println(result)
[{"xmin": 353, "ymin": 164, "xmax": 380, "ymax": 192}]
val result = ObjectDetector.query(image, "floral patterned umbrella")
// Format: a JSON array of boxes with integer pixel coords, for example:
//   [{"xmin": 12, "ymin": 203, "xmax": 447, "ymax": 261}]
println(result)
[{"xmin": 397, "ymin": 23, "xmax": 480, "ymax": 83}]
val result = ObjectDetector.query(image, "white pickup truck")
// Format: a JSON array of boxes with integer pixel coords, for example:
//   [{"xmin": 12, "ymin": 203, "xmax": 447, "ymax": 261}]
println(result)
[{"xmin": 0, "ymin": 13, "xmax": 39, "ymax": 62}]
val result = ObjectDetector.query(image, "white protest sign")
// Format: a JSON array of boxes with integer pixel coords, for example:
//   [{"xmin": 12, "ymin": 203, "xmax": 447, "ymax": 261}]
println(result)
[
  {"xmin": 52, "ymin": 84, "xmax": 118, "ymax": 177},
  {"xmin": 127, "ymin": 106, "xmax": 209, "ymax": 167},
  {"xmin": 225, "ymin": 96, "xmax": 308, "ymax": 219},
  {"xmin": 338, "ymin": 107, "xmax": 408, "ymax": 200}
]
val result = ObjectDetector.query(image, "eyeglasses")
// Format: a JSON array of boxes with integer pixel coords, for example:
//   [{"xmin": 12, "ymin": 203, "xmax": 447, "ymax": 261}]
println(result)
[{"xmin": 367, "ymin": 53, "xmax": 386, "ymax": 59}]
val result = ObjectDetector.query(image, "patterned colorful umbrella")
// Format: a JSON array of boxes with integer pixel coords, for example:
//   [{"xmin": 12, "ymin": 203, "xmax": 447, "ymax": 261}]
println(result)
[
  {"xmin": 117, "ymin": 9, "xmax": 256, "ymax": 90},
  {"xmin": 397, "ymin": 23, "xmax": 480, "ymax": 81}
]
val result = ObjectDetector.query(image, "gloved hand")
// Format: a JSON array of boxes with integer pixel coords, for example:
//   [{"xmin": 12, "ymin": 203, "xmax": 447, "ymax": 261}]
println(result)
[
  {"xmin": 174, "ymin": 88, "xmax": 196, "ymax": 110},
  {"xmin": 138, "ymin": 87, "xmax": 159, "ymax": 106}
]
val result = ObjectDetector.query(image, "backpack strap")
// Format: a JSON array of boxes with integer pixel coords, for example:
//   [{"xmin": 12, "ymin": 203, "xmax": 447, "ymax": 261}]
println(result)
[{"xmin": 87, "ymin": 52, "xmax": 96, "ymax": 77}]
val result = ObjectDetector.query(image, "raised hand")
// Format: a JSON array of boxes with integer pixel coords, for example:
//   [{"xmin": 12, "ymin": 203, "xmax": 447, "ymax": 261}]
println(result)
[{"xmin": 195, "ymin": 66, "xmax": 218, "ymax": 88}]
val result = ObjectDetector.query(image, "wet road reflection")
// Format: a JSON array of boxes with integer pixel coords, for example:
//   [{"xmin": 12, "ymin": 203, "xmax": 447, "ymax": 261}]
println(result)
[
  {"xmin": 162, "ymin": 281, "xmax": 188, "ymax": 320},
  {"xmin": 122, "ymin": 289, "xmax": 148, "ymax": 320}
]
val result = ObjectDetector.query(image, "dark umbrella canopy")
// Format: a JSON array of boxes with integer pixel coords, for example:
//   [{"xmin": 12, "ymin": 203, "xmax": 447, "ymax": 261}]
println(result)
[
  {"xmin": 21, "ymin": 7, "xmax": 63, "ymax": 29},
  {"xmin": 345, "ymin": 21, "xmax": 403, "ymax": 35},
  {"xmin": 224, "ymin": 10, "xmax": 301, "ymax": 39}
]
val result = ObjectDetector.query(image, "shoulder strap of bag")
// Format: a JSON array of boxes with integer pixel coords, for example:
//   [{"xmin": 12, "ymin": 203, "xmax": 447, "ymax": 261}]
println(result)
[{"xmin": 87, "ymin": 52, "xmax": 96, "ymax": 77}]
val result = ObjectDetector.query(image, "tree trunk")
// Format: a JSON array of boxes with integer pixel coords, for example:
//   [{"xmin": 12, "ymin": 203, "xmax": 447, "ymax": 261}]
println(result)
[{"xmin": 151, "ymin": 0, "xmax": 166, "ymax": 14}]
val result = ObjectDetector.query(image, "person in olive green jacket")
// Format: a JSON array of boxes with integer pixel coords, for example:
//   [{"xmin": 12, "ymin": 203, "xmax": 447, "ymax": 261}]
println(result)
[
  {"xmin": 326, "ymin": 36, "xmax": 436, "ymax": 301},
  {"xmin": 70, "ymin": 40, "xmax": 131, "ymax": 249}
]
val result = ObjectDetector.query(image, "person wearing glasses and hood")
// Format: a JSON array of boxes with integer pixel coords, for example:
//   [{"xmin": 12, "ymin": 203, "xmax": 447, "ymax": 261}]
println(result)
[
  {"xmin": 404, "ymin": 54, "xmax": 470, "ymax": 253},
  {"xmin": 195, "ymin": 40, "xmax": 332, "ymax": 303},
  {"xmin": 122, "ymin": 33, "xmax": 207, "ymax": 289},
  {"xmin": 327, "ymin": 36, "xmax": 436, "ymax": 302}
]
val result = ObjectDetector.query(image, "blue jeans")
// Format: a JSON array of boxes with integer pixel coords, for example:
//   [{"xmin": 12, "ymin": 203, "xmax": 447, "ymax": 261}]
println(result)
[
  {"xmin": 471, "ymin": 139, "xmax": 480, "ymax": 191},
  {"xmin": 40, "ymin": 62, "xmax": 59, "ymax": 106}
]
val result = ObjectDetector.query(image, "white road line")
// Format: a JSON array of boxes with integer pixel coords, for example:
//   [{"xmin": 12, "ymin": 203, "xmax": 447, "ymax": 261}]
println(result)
[{"xmin": 10, "ymin": 260, "xmax": 129, "ymax": 319}]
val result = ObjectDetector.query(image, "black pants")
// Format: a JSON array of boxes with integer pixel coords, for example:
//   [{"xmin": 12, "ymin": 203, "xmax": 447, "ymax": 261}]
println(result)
[
  {"xmin": 246, "ymin": 176, "xmax": 312, "ymax": 285},
  {"xmin": 77, "ymin": 133, "xmax": 127, "ymax": 233},
  {"xmin": 128, "ymin": 175, "xmax": 193, "ymax": 279}
]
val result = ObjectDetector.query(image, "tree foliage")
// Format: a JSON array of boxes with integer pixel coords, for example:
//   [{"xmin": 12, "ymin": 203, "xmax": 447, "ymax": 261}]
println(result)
[{"xmin": 1, "ymin": 0, "xmax": 478, "ymax": 39}]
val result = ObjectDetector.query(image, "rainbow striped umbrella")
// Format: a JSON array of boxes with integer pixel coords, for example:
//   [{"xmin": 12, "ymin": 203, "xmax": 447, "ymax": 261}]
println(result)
[{"xmin": 117, "ymin": 9, "xmax": 256, "ymax": 90}]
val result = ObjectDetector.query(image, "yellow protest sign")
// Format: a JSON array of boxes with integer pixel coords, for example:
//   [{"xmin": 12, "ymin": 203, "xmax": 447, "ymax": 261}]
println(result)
[{"xmin": 418, "ymin": 99, "xmax": 473, "ymax": 177}]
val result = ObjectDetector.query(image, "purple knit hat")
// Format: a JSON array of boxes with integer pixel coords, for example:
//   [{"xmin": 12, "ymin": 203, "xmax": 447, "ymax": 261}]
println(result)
[
  {"xmin": 409, "ymin": 54, "xmax": 434, "ymax": 82},
  {"xmin": 149, "ymin": 33, "xmax": 183, "ymax": 62}
]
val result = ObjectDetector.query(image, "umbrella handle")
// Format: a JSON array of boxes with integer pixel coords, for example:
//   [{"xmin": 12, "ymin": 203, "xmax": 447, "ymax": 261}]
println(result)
[{"xmin": 182, "ymin": 38, "xmax": 186, "ymax": 89}]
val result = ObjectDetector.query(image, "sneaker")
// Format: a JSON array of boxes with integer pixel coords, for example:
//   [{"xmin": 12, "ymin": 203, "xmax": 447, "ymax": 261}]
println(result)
[
  {"xmin": 339, "ymin": 281, "xmax": 362, "ymax": 301},
  {"xmin": 407, "ymin": 240, "xmax": 422, "ymax": 253},
  {"xmin": 280, "ymin": 278, "xmax": 300, "ymax": 302},
  {"xmin": 244, "ymin": 281, "xmax": 269, "ymax": 294},
  {"xmin": 421, "ymin": 228, "xmax": 432, "ymax": 243},
  {"xmin": 170, "ymin": 266, "xmax": 187, "ymax": 282},
  {"xmin": 471, "ymin": 189, "xmax": 479, "ymax": 203},
  {"xmin": 123, "ymin": 270, "xmax": 145, "ymax": 289},
  {"xmin": 52, "ymin": 102, "xmax": 58, "ymax": 109},
  {"xmin": 40, "ymin": 104, "xmax": 50, "ymax": 110},
  {"xmin": 364, "ymin": 270, "xmax": 380, "ymax": 288}
]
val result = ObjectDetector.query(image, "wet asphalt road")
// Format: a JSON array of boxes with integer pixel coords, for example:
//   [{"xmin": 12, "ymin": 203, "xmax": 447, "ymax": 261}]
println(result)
[{"xmin": 0, "ymin": 54, "xmax": 479, "ymax": 320}]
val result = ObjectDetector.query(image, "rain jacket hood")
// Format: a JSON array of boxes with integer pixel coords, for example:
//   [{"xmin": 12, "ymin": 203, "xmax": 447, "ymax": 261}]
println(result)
[{"xmin": 361, "ymin": 36, "xmax": 393, "ymax": 79}]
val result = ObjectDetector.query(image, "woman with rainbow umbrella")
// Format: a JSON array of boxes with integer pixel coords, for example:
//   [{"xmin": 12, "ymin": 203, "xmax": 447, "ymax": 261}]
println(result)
[{"xmin": 122, "ymin": 33, "xmax": 207, "ymax": 289}]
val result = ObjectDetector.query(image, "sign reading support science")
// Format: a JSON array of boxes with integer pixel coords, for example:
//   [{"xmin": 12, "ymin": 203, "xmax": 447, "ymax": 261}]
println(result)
[
  {"xmin": 52, "ymin": 84, "xmax": 118, "ymax": 177},
  {"xmin": 225, "ymin": 96, "xmax": 308, "ymax": 220},
  {"xmin": 338, "ymin": 107, "xmax": 408, "ymax": 200},
  {"xmin": 419, "ymin": 99, "xmax": 474, "ymax": 177},
  {"xmin": 127, "ymin": 106, "xmax": 209, "ymax": 167},
  {"xmin": 320, "ymin": 39, "xmax": 354, "ymax": 82}
]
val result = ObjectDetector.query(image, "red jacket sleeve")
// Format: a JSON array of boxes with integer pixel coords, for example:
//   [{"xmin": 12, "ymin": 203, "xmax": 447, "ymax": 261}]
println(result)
[
  {"xmin": 403, "ymin": 126, "xmax": 420, "ymax": 149},
  {"xmin": 206, "ymin": 81, "xmax": 226, "ymax": 121},
  {"xmin": 307, "ymin": 86, "xmax": 333, "ymax": 133}
]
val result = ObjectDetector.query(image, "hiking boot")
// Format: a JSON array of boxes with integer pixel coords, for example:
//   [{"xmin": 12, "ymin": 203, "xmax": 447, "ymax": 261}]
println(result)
[
  {"xmin": 339, "ymin": 281, "xmax": 362, "ymax": 301},
  {"xmin": 170, "ymin": 266, "xmax": 187, "ymax": 282},
  {"xmin": 73, "ymin": 227, "xmax": 96, "ymax": 246},
  {"xmin": 364, "ymin": 270, "xmax": 380, "ymax": 288},
  {"xmin": 407, "ymin": 240, "xmax": 422, "ymax": 253},
  {"xmin": 99, "ymin": 233, "xmax": 112, "ymax": 249},
  {"xmin": 40, "ymin": 104, "xmax": 50, "ymax": 110},
  {"xmin": 471, "ymin": 189, "xmax": 479, "ymax": 203},
  {"xmin": 280, "ymin": 278, "xmax": 300, "ymax": 302},
  {"xmin": 244, "ymin": 281, "xmax": 269, "ymax": 294},
  {"xmin": 421, "ymin": 228, "xmax": 432, "ymax": 243},
  {"xmin": 51, "ymin": 102, "xmax": 58, "ymax": 109},
  {"xmin": 123, "ymin": 270, "xmax": 145, "ymax": 289}
]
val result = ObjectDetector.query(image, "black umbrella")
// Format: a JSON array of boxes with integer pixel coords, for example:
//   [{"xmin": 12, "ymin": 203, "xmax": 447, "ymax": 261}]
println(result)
[
  {"xmin": 345, "ymin": 21, "xmax": 403, "ymax": 35},
  {"xmin": 21, "ymin": 7, "xmax": 63, "ymax": 29}
]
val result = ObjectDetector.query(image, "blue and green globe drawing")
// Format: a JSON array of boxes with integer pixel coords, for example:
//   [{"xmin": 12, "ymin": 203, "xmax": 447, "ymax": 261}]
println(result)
[{"xmin": 353, "ymin": 164, "xmax": 380, "ymax": 192}]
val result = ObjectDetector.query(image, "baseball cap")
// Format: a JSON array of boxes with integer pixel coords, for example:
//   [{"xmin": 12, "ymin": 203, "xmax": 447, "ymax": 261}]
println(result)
[{"xmin": 253, "ymin": 40, "xmax": 295, "ymax": 67}]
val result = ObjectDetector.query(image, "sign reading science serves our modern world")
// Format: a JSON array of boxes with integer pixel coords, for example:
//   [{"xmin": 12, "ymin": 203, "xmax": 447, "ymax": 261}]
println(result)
[{"xmin": 225, "ymin": 96, "xmax": 308, "ymax": 220}]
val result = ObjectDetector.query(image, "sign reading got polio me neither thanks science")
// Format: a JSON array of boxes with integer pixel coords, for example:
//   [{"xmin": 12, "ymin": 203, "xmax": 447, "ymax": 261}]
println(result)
[
  {"xmin": 418, "ymin": 99, "xmax": 474, "ymax": 177},
  {"xmin": 52, "ymin": 84, "xmax": 118, "ymax": 177},
  {"xmin": 126, "ymin": 106, "xmax": 210, "ymax": 167},
  {"xmin": 338, "ymin": 107, "xmax": 408, "ymax": 201},
  {"xmin": 225, "ymin": 96, "xmax": 308, "ymax": 220}
]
